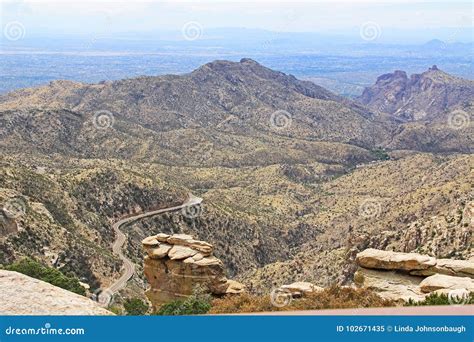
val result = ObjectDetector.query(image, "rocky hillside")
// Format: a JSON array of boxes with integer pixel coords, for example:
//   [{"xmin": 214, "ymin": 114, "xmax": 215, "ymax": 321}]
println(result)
[
  {"xmin": 239, "ymin": 153, "xmax": 473, "ymax": 293},
  {"xmin": 0, "ymin": 154, "xmax": 186, "ymax": 289},
  {"xmin": 358, "ymin": 65, "xmax": 474, "ymax": 121}
]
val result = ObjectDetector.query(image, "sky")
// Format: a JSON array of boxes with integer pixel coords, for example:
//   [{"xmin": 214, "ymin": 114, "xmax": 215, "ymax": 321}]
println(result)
[{"xmin": 0, "ymin": 0, "xmax": 473, "ymax": 41}]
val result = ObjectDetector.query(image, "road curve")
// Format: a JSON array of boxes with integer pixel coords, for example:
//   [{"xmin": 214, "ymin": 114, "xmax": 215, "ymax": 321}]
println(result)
[{"xmin": 98, "ymin": 194, "xmax": 203, "ymax": 305}]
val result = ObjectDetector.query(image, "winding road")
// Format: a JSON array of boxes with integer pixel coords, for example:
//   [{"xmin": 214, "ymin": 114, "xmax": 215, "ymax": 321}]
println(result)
[{"xmin": 98, "ymin": 194, "xmax": 203, "ymax": 305}]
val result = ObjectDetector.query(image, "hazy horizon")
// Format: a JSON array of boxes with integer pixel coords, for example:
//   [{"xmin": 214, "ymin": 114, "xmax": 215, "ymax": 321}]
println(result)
[
  {"xmin": 1, "ymin": 0, "xmax": 473, "ymax": 45},
  {"xmin": 1, "ymin": 0, "xmax": 472, "ymax": 94}
]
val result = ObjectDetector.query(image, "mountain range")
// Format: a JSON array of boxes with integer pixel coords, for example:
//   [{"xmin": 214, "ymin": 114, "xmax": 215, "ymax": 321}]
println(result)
[{"xmin": 0, "ymin": 59, "xmax": 472, "ymax": 301}]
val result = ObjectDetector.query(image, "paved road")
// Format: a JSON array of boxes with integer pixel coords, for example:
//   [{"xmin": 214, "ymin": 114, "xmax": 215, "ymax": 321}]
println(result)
[{"xmin": 98, "ymin": 194, "xmax": 203, "ymax": 305}]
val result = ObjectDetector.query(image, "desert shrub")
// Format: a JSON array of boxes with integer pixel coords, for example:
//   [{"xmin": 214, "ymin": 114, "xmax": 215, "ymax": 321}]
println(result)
[
  {"xmin": 123, "ymin": 298, "xmax": 149, "ymax": 315},
  {"xmin": 156, "ymin": 286, "xmax": 212, "ymax": 315},
  {"xmin": 3, "ymin": 257, "xmax": 86, "ymax": 296},
  {"xmin": 371, "ymin": 147, "xmax": 390, "ymax": 161},
  {"xmin": 209, "ymin": 292, "xmax": 274, "ymax": 314},
  {"xmin": 107, "ymin": 306, "xmax": 124, "ymax": 315},
  {"xmin": 210, "ymin": 286, "xmax": 395, "ymax": 314},
  {"xmin": 405, "ymin": 292, "xmax": 474, "ymax": 306}
]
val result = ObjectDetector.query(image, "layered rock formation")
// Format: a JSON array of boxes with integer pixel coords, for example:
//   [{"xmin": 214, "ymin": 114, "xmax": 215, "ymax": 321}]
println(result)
[
  {"xmin": 354, "ymin": 249, "xmax": 474, "ymax": 301},
  {"xmin": 0, "ymin": 270, "xmax": 113, "ymax": 315},
  {"xmin": 142, "ymin": 233, "xmax": 244, "ymax": 308}
]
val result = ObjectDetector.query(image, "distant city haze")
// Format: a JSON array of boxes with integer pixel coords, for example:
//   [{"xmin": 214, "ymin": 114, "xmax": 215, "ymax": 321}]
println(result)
[
  {"xmin": 0, "ymin": 0, "xmax": 472, "ymax": 93},
  {"xmin": 1, "ymin": 0, "xmax": 472, "ymax": 43}
]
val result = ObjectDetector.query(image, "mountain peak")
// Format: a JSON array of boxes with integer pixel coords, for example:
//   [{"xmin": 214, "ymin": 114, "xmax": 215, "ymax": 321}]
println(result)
[
  {"xmin": 239, "ymin": 58, "xmax": 259, "ymax": 64},
  {"xmin": 189, "ymin": 58, "xmax": 339, "ymax": 102},
  {"xmin": 359, "ymin": 67, "xmax": 473, "ymax": 120}
]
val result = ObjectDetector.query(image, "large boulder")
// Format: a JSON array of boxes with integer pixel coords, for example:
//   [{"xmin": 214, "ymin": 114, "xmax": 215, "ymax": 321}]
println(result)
[
  {"xmin": 410, "ymin": 259, "xmax": 474, "ymax": 279},
  {"xmin": 279, "ymin": 282, "xmax": 324, "ymax": 298},
  {"xmin": 354, "ymin": 267, "xmax": 426, "ymax": 302},
  {"xmin": 141, "ymin": 236, "xmax": 160, "ymax": 247},
  {"xmin": 419, "ymin": 274, "xmax": 474, "ymax": 293},
  {"xmin": 356, "ymin": 249, "xmax": 436, "ymax": 271},
  {"xmin": 142, "ymin": 233, "xmax": 244, "ymax": 308},
  {"xmin": 146, "ymin": 243, "xmax": 172, "ymax": 259},
  {"xmin": 226, "ymin": 279, "xmax": 246, "ymax": 294},
  {"xmin": 0, "ymin": 270, "xmax": 113, "ymax": 315},
  {"xmin": 168, "ymin": 245, "xmax": 198, "ymax": 260}
]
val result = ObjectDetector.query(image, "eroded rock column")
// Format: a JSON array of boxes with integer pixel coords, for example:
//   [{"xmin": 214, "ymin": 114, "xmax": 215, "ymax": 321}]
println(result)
[{"xmin": 142, "ymin": 233, "xmax": 244, "ymax": 308}]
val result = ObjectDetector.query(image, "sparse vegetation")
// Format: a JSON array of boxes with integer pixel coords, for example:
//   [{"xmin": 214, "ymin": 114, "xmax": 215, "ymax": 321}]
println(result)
[
  {"xmin": 371, "ymin": 147, "xmax": 390, "ymax": 161},
  {"xmin": 123, "ymin": 298, "xmax": 149, "ymax": 315},
  {"xmin": 405, "ymin": 292, "xmax": 474, "ymax": 306},
  {"xmin": 156, "ymin": 287, "xmax": 212, "ymax": 315},
  {"xmin": 210, "ymin": 286, "xmax": 396, "ymax": 314},
  {"xmin": 2, "ymin": 257, "xmax": 86, "ymax": 296}
]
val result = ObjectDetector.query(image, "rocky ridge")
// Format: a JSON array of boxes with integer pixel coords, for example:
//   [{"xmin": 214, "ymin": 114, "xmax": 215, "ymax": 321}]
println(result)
[
  {"xmin": 358, "ymin": 65, "xmax": 474, "ymax": 121},
  {"xmin": 142, "ymin": 233, "xmax": 245, "ymax": 308}
]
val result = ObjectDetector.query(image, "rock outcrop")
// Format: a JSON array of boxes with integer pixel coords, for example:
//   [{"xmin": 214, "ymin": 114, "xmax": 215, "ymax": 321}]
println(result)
[
  {"xmin": 354, "ymin": 249, "xmax": 474, "ymax": 302},
  {"xmin": 278, "ymin": 281, "xmax": 324, "ymax": 298},
  {"xmin": 411, "ymin": 259, "xmax": 474, "ymax": 278},
  {"xmin": 142, "ymin": 233, "xmax": 245, "ymax": 308},
  {"xmin": 354, "ymin": 267, "xmax": 426, "ymax": 302},
  {"xmin": 419, "ymin": 274, "xmax": 474, "ymax": 293},
  {"xmin": 0, "ymin": 270, "xmax": 113, "ymax": 315},
  {"xmin": 356, "ymin": 248, "xmax": 436, "ymax": 271}
]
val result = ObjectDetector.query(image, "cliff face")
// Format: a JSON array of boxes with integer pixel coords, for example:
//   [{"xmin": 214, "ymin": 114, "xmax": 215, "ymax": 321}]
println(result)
[{"xmin": 142, "ymin": 233, "xmax": 244, "ymax": 308}]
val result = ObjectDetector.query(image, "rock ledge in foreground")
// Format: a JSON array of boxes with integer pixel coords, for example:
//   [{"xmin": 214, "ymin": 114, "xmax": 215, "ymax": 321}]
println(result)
[{"xmin": 0, "ymin": 270, "xmax": 113, "ymax": 315}]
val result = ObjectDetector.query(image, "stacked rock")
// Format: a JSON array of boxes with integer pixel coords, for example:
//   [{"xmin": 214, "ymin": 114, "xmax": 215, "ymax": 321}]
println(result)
[{"xmin": 142, "ymin": 233, "xmax": 245, "ymax": 308}]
